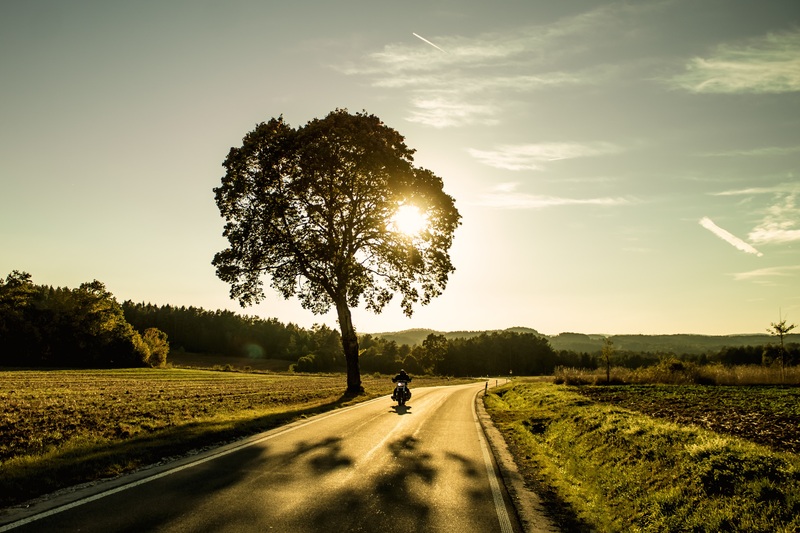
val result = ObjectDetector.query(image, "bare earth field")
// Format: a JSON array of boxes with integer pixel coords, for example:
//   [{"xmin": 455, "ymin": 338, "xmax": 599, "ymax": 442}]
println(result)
[
  {"xmin": 1, "ymin": 369, "xmax": 347, "ymax": 465},
  {"xmin": 573, "ymin": 384, "xmax": 800, "ymax": 454}
]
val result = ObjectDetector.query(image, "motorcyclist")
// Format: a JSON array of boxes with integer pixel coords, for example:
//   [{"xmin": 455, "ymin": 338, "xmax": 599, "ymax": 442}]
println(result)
[{"xmin": 391, "ymin": 369, "xmax": 412, "ymax": 401}]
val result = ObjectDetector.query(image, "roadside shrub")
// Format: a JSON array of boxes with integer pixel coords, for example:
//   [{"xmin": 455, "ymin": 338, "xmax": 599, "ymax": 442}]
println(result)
[
  {"xmin": 295, "ymin": 354, "xmax": 318, "ymax": 372},
  {"xmin": 635, "ymin": 358, "xmax": 709, "ymax": 384},
  {"xmin": 142, "ymin": 328, "xmax": 169, "ymax": 368}
]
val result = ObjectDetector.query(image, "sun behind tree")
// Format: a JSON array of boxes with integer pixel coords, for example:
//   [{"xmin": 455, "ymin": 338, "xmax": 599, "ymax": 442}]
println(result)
[
  {"xmin": 391, "ymin": 204, "xmax": 429, "ymax": 237},
  {"xmin": 213, "ymin": 109, "xmax": 461, "ymax": 393}
]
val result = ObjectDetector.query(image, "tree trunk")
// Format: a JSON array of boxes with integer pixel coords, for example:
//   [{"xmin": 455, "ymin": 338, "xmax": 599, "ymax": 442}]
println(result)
[{"xmin": 336, "ymin": 300, "xmax": 362, "ymax": 393}]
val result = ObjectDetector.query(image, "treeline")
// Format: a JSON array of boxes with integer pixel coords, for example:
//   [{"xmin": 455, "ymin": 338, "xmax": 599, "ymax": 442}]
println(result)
[
  {"xmin": 120, "ymin": 302, "xmax": 346, "ymax": 368},
  {"xmin": 122, "ymin": 302, "xmax": 305, "ymax": 359},
  {"xmin": 359, "ymin": 331, "xmax": 558, "ymax": 376},
  {"xmin": 122, "ymin": 302, "xmax": 560, "ymax": 376},
  {"xmin": 0, "ymin": 271, "xmax": 168, "ymax": 367},
  {"xmin": 558, "ymin": 344, "xmax": 800, "ymax": 371},
  {"xmin": 8, "ymin": 270, "xmax": 793, "ymax": 376}
]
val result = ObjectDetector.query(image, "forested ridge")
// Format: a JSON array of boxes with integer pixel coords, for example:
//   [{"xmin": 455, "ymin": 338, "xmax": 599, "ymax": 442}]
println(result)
[
  {"xmin": 121, "ymin": 301, "xmax": 559, "ymax": 376},
  {"xmin": 3, "ymin": 271, "xmax": 797, "ymax": 375}
]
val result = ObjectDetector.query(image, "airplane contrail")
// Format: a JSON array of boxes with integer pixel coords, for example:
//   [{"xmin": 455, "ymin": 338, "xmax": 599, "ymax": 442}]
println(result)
[
  {"xmin": 699, "ymin": 217, "xmax": 763, "ymax": 257},
  {"xmin": 413, "ymin": 32, "xmax": 447, "ymax": 53}
]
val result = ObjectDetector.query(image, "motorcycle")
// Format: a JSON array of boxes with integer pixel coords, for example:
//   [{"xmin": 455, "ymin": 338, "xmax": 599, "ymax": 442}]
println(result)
[{"xmin": 392, "ymin": 381, "xmax": 411, "ymax": 406}]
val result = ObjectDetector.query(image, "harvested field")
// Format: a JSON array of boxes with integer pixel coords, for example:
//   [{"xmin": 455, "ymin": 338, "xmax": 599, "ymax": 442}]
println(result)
[
  {"xmin": 1, "ymin": 369, "xmax": 344, "ymax": 463},
  {"xmin": 573, "ymin": 384, "xmax": 800, "ymax": 454}
]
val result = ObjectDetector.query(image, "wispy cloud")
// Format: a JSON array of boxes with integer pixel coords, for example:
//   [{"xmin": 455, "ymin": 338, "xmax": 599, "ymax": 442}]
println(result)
[
  {"xmin": 702, "ymin": 145, "xmax": 800, "ymax": 157},
  {"xmin": 670, "ymin": 30, "xmax": 800, "ymax": 94},
  {"xmin": 733, "ymin": 265, "xmax": 800, "ymax": 282},
  {"xmin": 749, "ymin": 192, "xmax": 800, "ymax": 244},
  {"xmin": 477, "ymin": 182, "xmax": 630, "ymax": 209},
  {"xmin": 337, "ymin": 4, "xmax": 637, "ymax": 127},
  {"xmin": 406, "ymin": 96, "xmax": 500, "ymax": 128},
  {"xmin": 468, "ymin": 142, "xmax": 622, "ymax": 170},
  {"xmin": 709, "ymin": 184, "xmax": 800, "ymax": 245},
  {"xmin": 713, "ymin": 182, "xmax": 799, "ymax": 196},
  {"xmin": 699, "ymin": 217, "xmax": 763, "ymax": 256}
]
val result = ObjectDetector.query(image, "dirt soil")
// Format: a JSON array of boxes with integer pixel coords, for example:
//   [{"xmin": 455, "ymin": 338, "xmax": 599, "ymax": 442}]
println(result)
[{"xmin": 574, "ymin": 385, "xmax": 800, "ymax": 455}]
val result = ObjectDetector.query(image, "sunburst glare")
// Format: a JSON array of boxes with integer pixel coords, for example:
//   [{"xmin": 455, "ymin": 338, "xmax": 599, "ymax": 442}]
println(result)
[{"xmin": 391, "ymin": 204, "xmax": 428, "ymax": 237}]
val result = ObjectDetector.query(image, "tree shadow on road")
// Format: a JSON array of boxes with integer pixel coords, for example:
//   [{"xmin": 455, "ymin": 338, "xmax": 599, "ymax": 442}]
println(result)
[
  {"xmin": 298, "ymin": 436, "xmax": 354, "ymax": 474},
  {"xmin": 142, "ymin": 434, "xmax": 437, "ymax": 533},
  {"xmin": 69, "ymin": 435, "xmax": 357, "ymax": 533},
  {"xmin": 298, "ymin": 435, "xmax": 444, "ymax": 533},
  {"xmin": 9, "ymin": 406, "xmax": 499, "ymax": 533}
]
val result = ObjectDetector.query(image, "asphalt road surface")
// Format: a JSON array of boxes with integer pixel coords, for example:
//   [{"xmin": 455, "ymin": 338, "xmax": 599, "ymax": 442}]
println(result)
[{"xmin": 1, "ymin": 382, "xmax": 525, "ymax": 533}]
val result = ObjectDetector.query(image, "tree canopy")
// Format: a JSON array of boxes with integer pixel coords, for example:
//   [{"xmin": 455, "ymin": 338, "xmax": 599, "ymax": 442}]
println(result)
[
  {"xmin": 0, "ymin": 271, "xmax": 167, "ymax": 368},
  {"xmin": 213, "ymin": 109, "xmax": 461, "ymax": 392}
]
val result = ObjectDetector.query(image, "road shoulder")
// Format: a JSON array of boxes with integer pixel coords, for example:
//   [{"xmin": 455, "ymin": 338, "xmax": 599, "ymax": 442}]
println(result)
[{"xmin": 476, "ymin": 386, "xmax": 560, "ymax": 533}]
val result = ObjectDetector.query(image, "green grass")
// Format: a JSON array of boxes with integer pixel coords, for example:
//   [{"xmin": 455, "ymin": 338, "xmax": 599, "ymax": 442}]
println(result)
[
  {"xmin": 574, "ymin": 384, "xmax": 800, "ymax": 454},
  {"xmin": 0, "ymin": 368, "xmax": 467, "ymax": 507},
  {"xmin": 484, "ymin": 381, "xmax": 800, "ymax": 532}
]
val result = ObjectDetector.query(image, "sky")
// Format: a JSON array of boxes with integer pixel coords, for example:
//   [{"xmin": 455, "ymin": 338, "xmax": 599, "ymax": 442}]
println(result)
[{"xmin": 1, "ymin": 0, "xmax": 799, "ymax": 336}]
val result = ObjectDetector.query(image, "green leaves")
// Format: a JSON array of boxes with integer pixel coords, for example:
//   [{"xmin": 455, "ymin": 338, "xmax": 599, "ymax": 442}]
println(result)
[{"xmin": 0, "ymin": 272, "xmax": 159, "ymax": 367}]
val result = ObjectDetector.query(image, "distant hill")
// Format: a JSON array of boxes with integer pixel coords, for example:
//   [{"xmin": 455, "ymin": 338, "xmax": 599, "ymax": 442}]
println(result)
[
  {"xmin": 370, "ymin": 328, "xmax": 799, "ymax": 355},
  {"xmin": 552, "ymin": 333, "xmax": 800, "ymax": 354},
  {"xmin": 370, "ymin": 327, "xmax": 542, "ymax": 346}
]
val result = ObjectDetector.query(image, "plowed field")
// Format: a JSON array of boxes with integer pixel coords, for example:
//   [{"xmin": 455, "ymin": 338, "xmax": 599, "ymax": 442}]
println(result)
[{"xmin": 574, "ymin": 385, "xmax": 800, "ymax": 454}]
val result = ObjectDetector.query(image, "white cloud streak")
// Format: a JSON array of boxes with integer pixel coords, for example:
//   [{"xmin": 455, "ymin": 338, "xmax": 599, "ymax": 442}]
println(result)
[
  {"xmin": 733, "ymin": 265, "xmax": 800, "ymax": 282},
  {"xmin": 671, "ymin": 30, "xmax": 800, "ymax": 94},
  {"xmin": 699, "ymin": 217, "xmax": 763, "ymax": 256},
  {"xmin": 412, "ymin": 33, "xmax": 447, "ymax": 53},
  {"xmin": 477, "ymin": 183, "xmax": 630, "ymax": 209},
  {"xmin": 702, "ymin": 145, "xmax": 800, "ymax": 157},
  {"xmin": 713, "ymin": 182, "xmax": 799, "ymax": 196},
  {"xmin": 406, "ymin": 96, "xmax": 500, "ymax": 128},
  {"xmin": 468, "ymin": 142, "xmax": 623, "ymax": 170}
]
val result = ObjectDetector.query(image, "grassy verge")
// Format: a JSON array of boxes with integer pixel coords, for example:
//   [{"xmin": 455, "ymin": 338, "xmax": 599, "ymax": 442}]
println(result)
[
  {"xmin": 0, "ymin": 368, "xmax": 466, "ymax": 507},
  {"xmin": 484, "ymin": 380, "xmax": 800, "ymax": 532}
]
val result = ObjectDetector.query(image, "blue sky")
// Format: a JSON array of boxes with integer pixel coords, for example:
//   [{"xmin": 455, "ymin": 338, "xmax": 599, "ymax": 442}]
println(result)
[{"xmin": 1, "ymin": 0, "xmax": 799, "ymax": 335}]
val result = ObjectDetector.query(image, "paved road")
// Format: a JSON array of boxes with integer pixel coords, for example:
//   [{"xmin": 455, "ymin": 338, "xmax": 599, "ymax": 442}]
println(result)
[{"xmin": 1, "ymin": 382, "xmax": 524, "ymax": 532}]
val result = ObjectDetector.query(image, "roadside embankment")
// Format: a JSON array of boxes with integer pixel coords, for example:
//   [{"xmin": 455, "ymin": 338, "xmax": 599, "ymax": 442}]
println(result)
[{"xmin": 484, "ymin": 381, "xmax": 800, "ymax": 532}]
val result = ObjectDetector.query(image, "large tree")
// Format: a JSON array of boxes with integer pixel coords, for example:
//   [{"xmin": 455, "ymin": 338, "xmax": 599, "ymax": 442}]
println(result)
[{"xmin": 213, "ymin": 109, "xmax": 461, "ymax": 393}]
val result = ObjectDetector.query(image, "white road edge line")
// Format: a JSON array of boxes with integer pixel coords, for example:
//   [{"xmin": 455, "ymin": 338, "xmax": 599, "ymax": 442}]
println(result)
[
  {"xmin": 0, "ymin": 396, "xmax": 386, "ymax": 532},
  {"xmin": 473, "ymin": 389, "xmax": 514, "ymax": 533}
]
